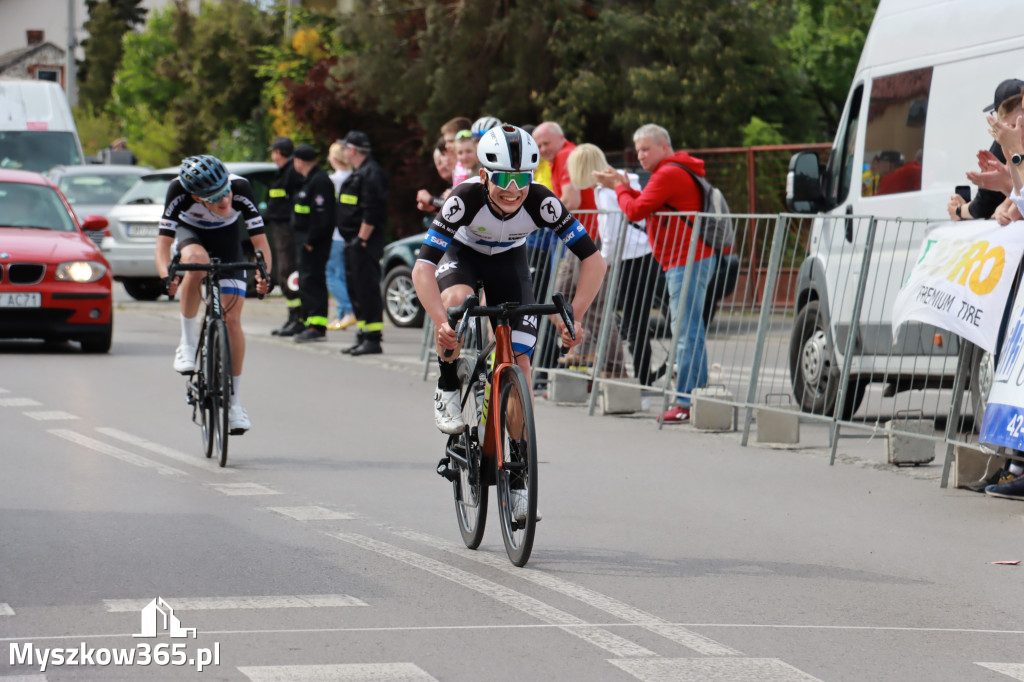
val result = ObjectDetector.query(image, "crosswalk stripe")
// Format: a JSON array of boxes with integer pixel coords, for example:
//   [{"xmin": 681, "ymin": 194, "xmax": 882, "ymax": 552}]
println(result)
[
  {"xmin": 103, "ymin": 595, "xmax": 365, "ymax": 612},
  {"xmin": 977, "ymin": 663, "xmax": 1024, "ymax": 680},
  {"xmin": 96, "ymin": 427, "xmax": 236, "ymax": 474},
  {"xmin": 23, "ymin": 411, "xmax": 79, "ymax": 421},
  {"xmin": 392, "ymin": 528, "xmax": 740, "ymax": 657},
  {"xmin": 206, "ymin": 482, "xmax": 280, "ymax": 496},
  {"xmin": 0, "ymin": 398, "xmax": 43, "ymax": 407},
  {"xmin": 0, "ymin": 603, "xmax": 14, "ymax": 615},
  {"xmin": 330, "ymin": 531, "xmax": 656, "ymax": 659},
  {"xmin": 267, "ymin": 506, "xmax": 356, "ymax": 521},
  {"xmin": 610, "ymin": 657, "xmax": 825, "ymax": 681},
  {"xmin": 48, "ymin": 429, "xmax": 187, "ymax": 476},
  {"xmin": 238, "ymin": 663, "xmax": 438, "ymax": 681}
]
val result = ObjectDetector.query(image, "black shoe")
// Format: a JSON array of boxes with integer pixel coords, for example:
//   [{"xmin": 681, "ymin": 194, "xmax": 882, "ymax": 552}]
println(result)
[
  {"xmin": 275, "ymin": 319, "xmax": 306, "ymax": 337},
  {"xmin": 968, "ymin": 468, "xmax": 1018, "ymax": 493},
  {"xmin": 294, "ymin": 327, "xmax": 326, "ymax": 343},
  {"xmin": 348, "ymin": 338, "xmax": 382, "ymax": 355},
  {"xmin": 341, "ymin": 333, "xmax": 365, "ymax": 354}
]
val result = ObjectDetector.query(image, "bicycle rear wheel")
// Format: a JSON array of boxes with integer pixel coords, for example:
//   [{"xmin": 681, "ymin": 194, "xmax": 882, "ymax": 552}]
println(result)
[
  {"xmin": 452, "ymin": 354, "xmax": 487, "ymax": 548},
  {"xmin": 495, "ymin": 364, "xmax": 538, "ymax": 567},
  {"xmin": 209, "ymin": 319, "xmax": 233, "ymax": 467}
]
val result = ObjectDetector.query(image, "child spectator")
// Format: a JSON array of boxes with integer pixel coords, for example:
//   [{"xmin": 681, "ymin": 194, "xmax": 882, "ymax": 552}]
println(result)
[{"xmin": 450, "ymin": 130, "xmax": 479, "ymax": 187}]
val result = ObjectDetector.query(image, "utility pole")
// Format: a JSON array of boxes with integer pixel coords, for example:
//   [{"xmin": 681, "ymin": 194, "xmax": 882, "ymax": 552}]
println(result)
[{"xmin": 66, "ymin": 0, "xmax": 78, "ymax": 105}]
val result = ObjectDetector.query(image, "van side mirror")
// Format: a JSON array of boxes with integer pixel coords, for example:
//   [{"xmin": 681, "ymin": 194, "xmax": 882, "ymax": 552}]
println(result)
[{"xmin": 786, "ymin": 150, "xmax": 823, "ymax": 213}]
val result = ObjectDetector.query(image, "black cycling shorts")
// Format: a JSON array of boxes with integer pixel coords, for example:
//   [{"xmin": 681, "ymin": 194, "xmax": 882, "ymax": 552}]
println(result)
[
  {"xmin": 435, "ymin": 241, "xmax": 540, "ymax": 357},
  {"xmin": 174, "ymin": 225, "xmax": 247, "ymax": 297}
]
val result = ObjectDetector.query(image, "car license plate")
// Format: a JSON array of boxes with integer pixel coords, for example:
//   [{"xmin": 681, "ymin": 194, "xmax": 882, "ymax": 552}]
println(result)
[
  {"xmin": 126, "ymin": 224, "xmax": 159, "ymax": 238},
  {"xmin": 0, "ymin": 292, "xmax": 41, "ymax": 308}
]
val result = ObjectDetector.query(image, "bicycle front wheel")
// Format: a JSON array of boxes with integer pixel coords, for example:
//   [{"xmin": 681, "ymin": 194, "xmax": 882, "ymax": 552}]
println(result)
[
  {"xmin": 453, "ymin": 354, "xmax": 487, "ymax": 549},
  {"xmin": 197, "ymin": 341, "xmax": 214, "ymax": 459},
  {"xmin": 209, "ymin": 319, "xmax": 233, "ymax": 467},
  {"xmin": 495, "ymin": 364, "xmax": 538, "ymax": 567}
]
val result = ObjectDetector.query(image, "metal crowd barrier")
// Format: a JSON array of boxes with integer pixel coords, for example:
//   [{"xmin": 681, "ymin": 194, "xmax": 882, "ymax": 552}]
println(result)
[{"xmin": 417, "ymin": 209, "xmax": 1001, "ymax": 487}]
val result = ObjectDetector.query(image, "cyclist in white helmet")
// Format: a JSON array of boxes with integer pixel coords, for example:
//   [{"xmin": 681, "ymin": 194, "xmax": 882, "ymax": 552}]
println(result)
[
  {"xmin": 471, "ymin": 116, "xmax": 502, "ymax": 139},
  {"xmin": 412, "ymin": 124, "xmax": 607, "ymax": 435}
]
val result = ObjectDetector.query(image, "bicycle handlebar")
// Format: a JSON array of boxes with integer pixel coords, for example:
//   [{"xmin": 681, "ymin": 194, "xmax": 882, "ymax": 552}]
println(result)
[
  {"xmin": 168, "ymin": 249, "xmax": 272, "ymax": 299},
  {"xmin": 444, "ymin": 292, "xmax": 577, "ymax": 357}
]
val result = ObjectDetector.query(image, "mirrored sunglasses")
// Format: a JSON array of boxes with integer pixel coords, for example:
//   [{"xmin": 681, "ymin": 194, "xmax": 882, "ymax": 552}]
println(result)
[
  {"xmin": 455, "ymin": 129, "xmax": 474, "ymax": 140},
  {"xmin": 489, "ymin": 170, "xmax": 533, "ymax": 191},
  {"xmin": 201, "ymin": 186, "xmax": 232, "ymax": 203}
]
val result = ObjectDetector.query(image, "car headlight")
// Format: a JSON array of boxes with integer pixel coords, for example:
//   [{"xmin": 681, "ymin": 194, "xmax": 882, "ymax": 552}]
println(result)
[{"xmin": 56, "ymin": 261, "xmax": 108, "ymax": 283}]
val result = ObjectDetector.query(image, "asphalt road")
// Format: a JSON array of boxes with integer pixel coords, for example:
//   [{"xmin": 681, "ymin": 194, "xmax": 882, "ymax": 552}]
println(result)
[{"xmin": 1, "ymin": 294, "xmax": 1023, "ymax": 681}]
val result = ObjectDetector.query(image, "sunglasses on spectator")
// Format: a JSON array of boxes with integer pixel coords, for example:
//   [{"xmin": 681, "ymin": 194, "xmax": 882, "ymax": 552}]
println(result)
[
  {"xmin": 201, "ymin": 186, "xmax": 232, "ymax": 203},
  {"xmin": 488, "ymin": 171, "xmax": 533, "ymax": 191},
  {"xmin": 455, "ymin": 129, "xmax": 474, "ymax": 140}
]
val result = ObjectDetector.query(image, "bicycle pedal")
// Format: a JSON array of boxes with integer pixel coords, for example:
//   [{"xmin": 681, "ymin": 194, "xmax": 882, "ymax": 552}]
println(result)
[
  {"xmin": 229, "ymin": 427, "xmax": 247, "ymax": 436},
  {"xmin": 436, "ymin": 457, "xmax": 458, "ymax": 482}
]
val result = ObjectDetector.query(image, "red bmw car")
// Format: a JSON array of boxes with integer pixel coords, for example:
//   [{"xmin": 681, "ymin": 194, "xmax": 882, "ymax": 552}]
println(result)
[{"xmin": 0, "ymin": 169, "xmax": 113, "ymax": 353}]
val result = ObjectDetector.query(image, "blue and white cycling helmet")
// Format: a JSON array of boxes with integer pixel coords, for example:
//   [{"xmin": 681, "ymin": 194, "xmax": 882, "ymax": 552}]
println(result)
[
  {"xmin": 179, "ymin": 155, "xmax": 229, "ymax": 198},
  {"xmin": 471, "ymin": 116, "xmax": 501, "ymax": 139},
  {"xmin": 477, "ymin": 125, "xmax": 540, "ymax": 172}
]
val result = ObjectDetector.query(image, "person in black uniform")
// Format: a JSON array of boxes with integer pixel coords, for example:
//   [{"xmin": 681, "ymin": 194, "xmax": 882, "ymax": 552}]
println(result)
[
  {"xmin": 290, "ymin": 143, "xmax": 336, "ymax": 343},
  {"xmin": 267, "ymin": 136, "xmax": 307, "ymax": 336},
  {"xmin": 336, "ymin": 130, "xmax": 388, "ymax": 356}
]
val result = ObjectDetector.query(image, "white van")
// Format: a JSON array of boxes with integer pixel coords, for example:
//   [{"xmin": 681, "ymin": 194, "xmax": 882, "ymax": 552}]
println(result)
[
  {"xmin": 0, "ymin": 79, "xmax": 84, "ymax": 172},
  {"xmin": 785, "ymin": 0, "xmax": 1024, "ymax": 419}
]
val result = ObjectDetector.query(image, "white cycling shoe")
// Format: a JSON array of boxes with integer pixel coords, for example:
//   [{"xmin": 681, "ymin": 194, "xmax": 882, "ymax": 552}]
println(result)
[
  {"xmin": 173, "ymin": 344, "xmax": 196, "ymax": 374},
  {"xmin": 228, "ymin": 405, "xmax": 251, "ymax": 434},
  {"xmin": 434, "ymin": 387, "xmax": 465, "ymax": 435},
  {"xmin": 510, "ymin": 489, "xmax": 541, "ymax": 523}
]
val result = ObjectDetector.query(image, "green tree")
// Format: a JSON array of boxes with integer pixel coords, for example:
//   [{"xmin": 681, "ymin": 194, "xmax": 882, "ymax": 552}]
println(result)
[
  {"xmin": 780, "ymin": 0, "xmax": 880, "ymax": 138},
  {"xmin": 78, "ymin": 0, "xmax": 147, "ymax": 111}
]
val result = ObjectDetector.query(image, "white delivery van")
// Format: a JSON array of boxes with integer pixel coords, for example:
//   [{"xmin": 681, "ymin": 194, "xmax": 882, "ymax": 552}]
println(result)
[
  {"xmin": 0, "ymin": 79, "xmax": 84, "ymax": 172},
  {"xmin": 785, "ymin": 0, "xmax": 1024, "ymax": 420}
]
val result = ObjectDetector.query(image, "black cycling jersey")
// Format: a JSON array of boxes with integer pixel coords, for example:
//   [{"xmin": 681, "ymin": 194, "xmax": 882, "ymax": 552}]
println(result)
[
  {"xmin": 158, "ymin": 175, "xmax": 265, "ymax": 240},
  {"xmin": 416, "ymin": 178, "xmax": 598, "ymax": 265}
]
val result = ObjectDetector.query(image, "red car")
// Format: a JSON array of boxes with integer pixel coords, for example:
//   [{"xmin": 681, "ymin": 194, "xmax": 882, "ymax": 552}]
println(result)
[{"xmin": 0, "ymin": 169, "xmax": 113, "ymax": 353}]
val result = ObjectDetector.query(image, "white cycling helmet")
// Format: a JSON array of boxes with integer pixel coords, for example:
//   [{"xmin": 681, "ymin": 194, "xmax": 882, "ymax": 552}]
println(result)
[
  {"xmin": 471, "ymin": 116, "xmax": 501, "ymax": 139},
  {"xmin": 476, "ymin": 124, "xmax": 540, "ymax": 172}
]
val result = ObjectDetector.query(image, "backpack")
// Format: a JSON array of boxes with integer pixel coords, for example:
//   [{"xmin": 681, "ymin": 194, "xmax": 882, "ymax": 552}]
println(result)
[{"xmin": 668, "ymin": 162, "xmax": 734, "ymax": 252}]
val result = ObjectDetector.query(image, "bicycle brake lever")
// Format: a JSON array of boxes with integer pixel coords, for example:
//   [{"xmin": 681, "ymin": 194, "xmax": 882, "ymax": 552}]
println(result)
[
  {"xmin": 443, "ymin": 294, "xmax": 478, "ymax": 358},
  {"xmin": 551, "ymin": 292, "xmax": 576, "ymax": 355},
  {"xmin": 254, "ymin": 249, "xmax": 270, "ymax": 300}
]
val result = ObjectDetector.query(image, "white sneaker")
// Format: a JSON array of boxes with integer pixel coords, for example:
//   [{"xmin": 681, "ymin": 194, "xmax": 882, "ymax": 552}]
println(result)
[
  {"xmin": 173, "ymin": 344, "xmax": 196, "ymax": 373},
  {"xmin": 228, "ymin": 404, "xmax": 251, "ymax": 434},
  {"xmin": 434, "ymin": 387, "xmax": 465, "ymax": 434},
  {"xmin": 510, "ymin": 489, "xmax": 541, "ymax": 522}
]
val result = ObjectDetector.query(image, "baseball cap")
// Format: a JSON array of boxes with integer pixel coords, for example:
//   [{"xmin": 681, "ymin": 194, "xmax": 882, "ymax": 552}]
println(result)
[
  {"xmin": 984, "ymin": 78, "xmax": 1024, "ymax": 113},
  {"xmin": 293, "ymin": 144, "xmax": 318, "ymax": 161},
  {"xmin": 268, "ymin": 136, "xmax": 294, "ymax": 156},
  {"xmin": 341, "ymin": 130, "xmax": 371, "ymax": 152}
]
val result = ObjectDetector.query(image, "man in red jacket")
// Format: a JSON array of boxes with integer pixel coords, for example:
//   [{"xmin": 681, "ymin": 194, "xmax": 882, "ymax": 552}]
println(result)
[{"xmin": 594, "ymin": 123, "xmax": 717, "ymax": 423}]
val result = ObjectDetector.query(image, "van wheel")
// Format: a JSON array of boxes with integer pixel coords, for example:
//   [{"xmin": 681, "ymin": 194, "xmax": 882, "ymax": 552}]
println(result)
[
  {"xmin": 969, "ymin": 343, "xmax": 994, "ymax": 432},
  {"xmin": 789, "ymin": 300, "xmax": 866, "ymax": 419}
]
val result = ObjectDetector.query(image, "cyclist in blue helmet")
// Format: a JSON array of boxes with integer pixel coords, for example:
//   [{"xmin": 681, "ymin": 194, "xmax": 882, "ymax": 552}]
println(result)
[{"xmin": 154, "ymin": 154, "xmax": 273, "ymax": 434}]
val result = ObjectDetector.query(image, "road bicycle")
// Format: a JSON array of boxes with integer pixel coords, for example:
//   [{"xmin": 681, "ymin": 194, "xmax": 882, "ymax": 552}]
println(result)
[
  {"xmin": 168, "ymin": 250, "xmax": 269, "ymax": 467},
  {"xmin": 437, "ymin": 292, "xmax": 575, "ymax": 567}
]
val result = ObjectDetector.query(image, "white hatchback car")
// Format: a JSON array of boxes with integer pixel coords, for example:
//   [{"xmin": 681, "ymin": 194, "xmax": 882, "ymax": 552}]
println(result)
[{"xmin": 101, "ymin": 162, "xmax": 278, "ymax": 300}]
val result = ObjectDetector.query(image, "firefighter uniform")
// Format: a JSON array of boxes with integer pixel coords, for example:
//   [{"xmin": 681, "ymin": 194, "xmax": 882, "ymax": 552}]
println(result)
[
  {"xmin": 336, "ymin": 131, "xmax": 387, "ymax": 355},
  {"xmin": 266, "ymin": 140, "xmax": 306, "ymax": 335},
  {"xmin": 291, "ymin": 151, "xmax": 336, "ymax": 338}
]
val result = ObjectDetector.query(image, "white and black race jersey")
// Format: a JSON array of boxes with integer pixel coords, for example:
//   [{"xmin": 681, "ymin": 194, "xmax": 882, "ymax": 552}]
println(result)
[
  {"xmin": 416, "ymin": 177, "xmax": 598, "ymax": 266},
  {"xmin": 158, "ymin": 175, "xmax": 265, "ymax": 239}
]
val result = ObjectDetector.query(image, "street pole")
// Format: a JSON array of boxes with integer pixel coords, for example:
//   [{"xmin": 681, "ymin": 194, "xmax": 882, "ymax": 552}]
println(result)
[{"xmin": 66, "ymin": 0, "xmax": 78, "ymax": 105}]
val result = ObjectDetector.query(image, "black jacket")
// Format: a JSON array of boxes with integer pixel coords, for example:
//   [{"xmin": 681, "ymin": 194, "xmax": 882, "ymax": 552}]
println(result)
[
  {"xmin": 336, "ymin": 156, "xmax": 388, "ymax": 239},
  {"xmin": 266, "ymin": 159, "xmax": 305, "ymax": 223},
  {"xmin": 292, "ymin": 164, "xmax": 336, "ymax": 246}
]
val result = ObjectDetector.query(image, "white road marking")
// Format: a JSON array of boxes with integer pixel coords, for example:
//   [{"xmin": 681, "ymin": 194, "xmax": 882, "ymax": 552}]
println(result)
[
  {"xmin": 207, "ymin": 482, "xmax": 280, "ymax": 496},
  {"xmin": 977, "ymin": 663, "xmax": 1024, "ymax": 680},
  {"xmin": 0, "ymin": 398, "xmax": 42, "ymax": 407},
  {"xmin": 0, "ymin": 603, "xmax": 14, "ymax": 615},
  {"xmin": 393, "ymin": 528, "xmax": 740, "ymax": 657},
  {"xmin": 96, "ymin": 427, "xmax": 235, "ymax": 474},
  {"xmin": 3, "ymin": 675, "xmax": 48, "ymax": 682},
  {"xmin": 23, "ymin": 411, "xmax": 79, "ymax": 421},
  {"xmin": 103, "ymin": 594, "xmax": 365, "ymax": 612},
  {"xmin": 610, "ymin": 657, "xmax": 825, "ymax": 681},
  {"xmin": 329, "ymin": 531, "xmax": 655, "ymax": 659},
  {"xmin": 239, "ymin": 663, "xmax": 438, "ymax": 682},
  {"xmin": 0, "ymin": 387, "xmax": 9, "ymax": 393},
  {"xmin": 48, "ymin": 429, "xmax": 187, "ymax": 476},
  {"xmin": 267, "ymin": 506, "xmax": 356, "ymax": 521}
]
